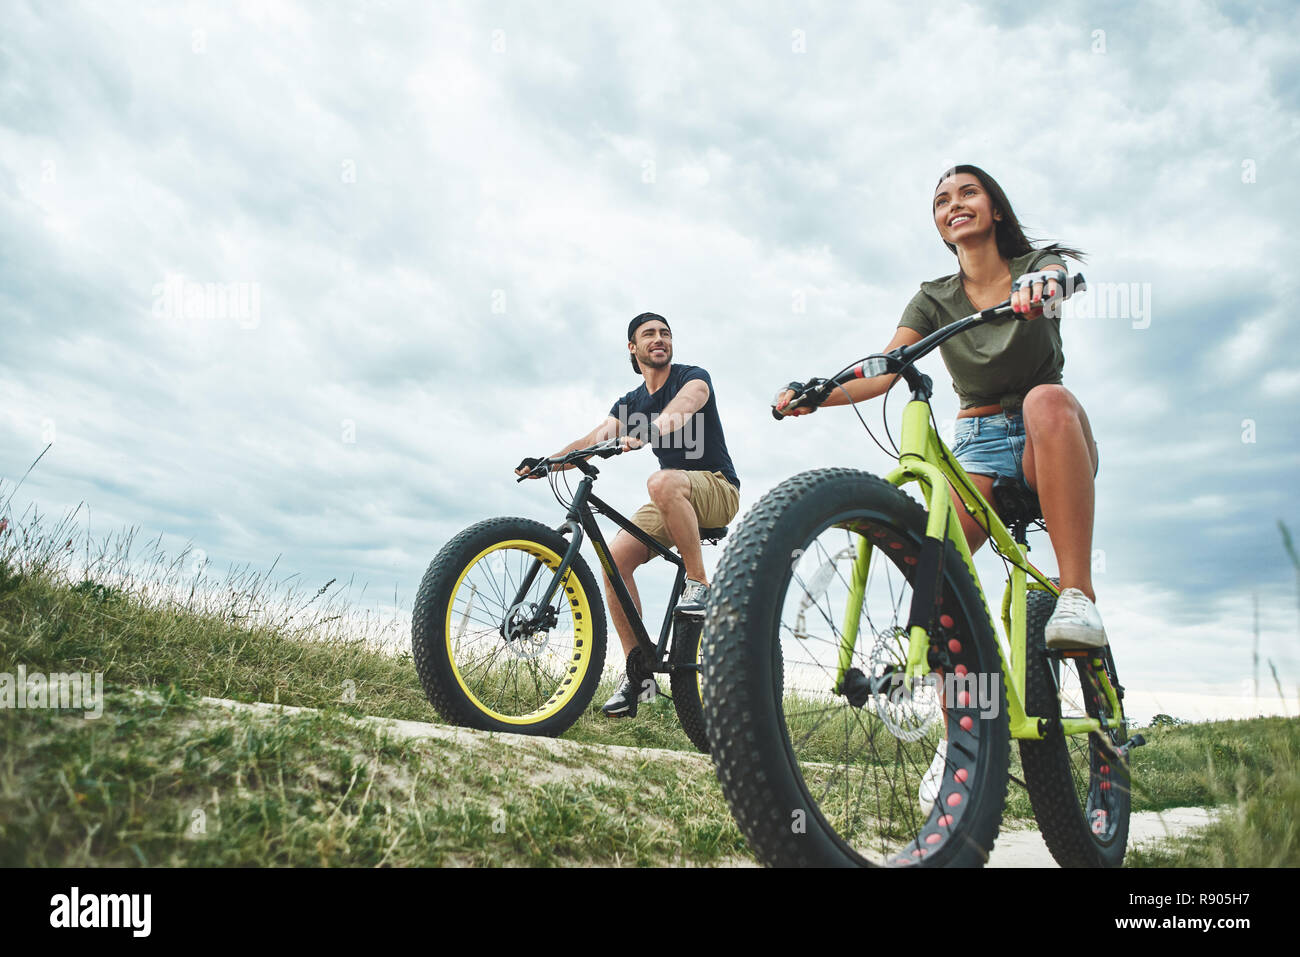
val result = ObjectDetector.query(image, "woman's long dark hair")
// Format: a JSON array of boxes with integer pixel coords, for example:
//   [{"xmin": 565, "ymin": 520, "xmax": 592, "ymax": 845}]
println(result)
[{"xmin": 937, "ymin": 165, "xmax": 1085, "ymax": 264}]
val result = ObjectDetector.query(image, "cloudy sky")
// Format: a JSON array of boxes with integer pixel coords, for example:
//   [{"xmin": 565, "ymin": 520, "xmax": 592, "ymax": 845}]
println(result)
[{"xmin": 3, "ymin": 0, "xmax": 1298, "ymax": 721}]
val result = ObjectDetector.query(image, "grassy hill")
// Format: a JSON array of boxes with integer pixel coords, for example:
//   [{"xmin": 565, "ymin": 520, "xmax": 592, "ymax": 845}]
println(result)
[{"xmin": 1, "ymin": 523, "xmax": 1295, "ymax": 866}]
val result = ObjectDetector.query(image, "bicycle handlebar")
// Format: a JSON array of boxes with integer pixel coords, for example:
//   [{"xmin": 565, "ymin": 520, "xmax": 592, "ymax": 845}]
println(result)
[
  {"xmin": 773, "ymin": 271, "xmax": 1085, "ymax": 419},
  {"xmin": 515, "ymin": 437, "xmax": 634, "ymax": 481}
]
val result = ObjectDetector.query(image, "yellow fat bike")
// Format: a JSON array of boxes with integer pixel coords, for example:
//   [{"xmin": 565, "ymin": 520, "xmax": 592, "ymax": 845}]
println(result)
[{"xmin": 702, "ymin": 272, "xmax": 1144, "ymax": 867}]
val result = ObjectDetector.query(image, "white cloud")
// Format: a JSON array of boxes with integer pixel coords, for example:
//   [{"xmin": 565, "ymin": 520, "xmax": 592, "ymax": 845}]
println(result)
[{"xmin": 1262, "ymin": 367, "xmax": 1300, "ymax": 397}]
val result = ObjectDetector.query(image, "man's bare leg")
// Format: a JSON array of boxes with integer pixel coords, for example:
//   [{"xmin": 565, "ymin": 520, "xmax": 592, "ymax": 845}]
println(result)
[{"xmin": 646, "ymin": 470, "xmax": 706, "ymax": 583}]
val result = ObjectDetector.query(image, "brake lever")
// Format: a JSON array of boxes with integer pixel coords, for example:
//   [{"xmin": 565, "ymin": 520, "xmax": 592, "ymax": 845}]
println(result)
[{"xmin": 593, "ymin": 438, "xmax": 627, "ymax": 459}]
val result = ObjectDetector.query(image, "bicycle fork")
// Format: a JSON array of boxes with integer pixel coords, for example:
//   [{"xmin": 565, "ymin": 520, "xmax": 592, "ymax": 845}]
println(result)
[
  {"xmin": 500, "ymin": 519, "xmax": 585, "ymax": 641},
  {"xmin": 831, "ymin": 457, "xmax": 981, "ymax": 692}
]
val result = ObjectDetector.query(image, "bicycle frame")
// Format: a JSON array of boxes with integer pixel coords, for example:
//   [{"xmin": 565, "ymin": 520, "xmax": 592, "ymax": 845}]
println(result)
[
  {"xmin": 506, "ymin": 469, "xmax": 690, "ymax": 672},
  {"xmin": 834, "ymin": 397, "xmax": 1122, "ymax": 742}
]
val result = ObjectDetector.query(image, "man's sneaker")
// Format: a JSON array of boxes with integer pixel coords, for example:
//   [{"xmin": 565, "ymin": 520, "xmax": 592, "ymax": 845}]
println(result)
[
  {"xmin": 1045, "ymin": 588, "xmax": 1108, "ymax": 650},
  {"xmin": 600, "ymin": 673, "xmax": 659, "ymax": 718},
  {"xmin": 918, "ymin": 739, "xmax": 947, "ymax": 818},
  {"xmin": 676, "ymin": 579, "xmax": 710, "ymax": 618}
]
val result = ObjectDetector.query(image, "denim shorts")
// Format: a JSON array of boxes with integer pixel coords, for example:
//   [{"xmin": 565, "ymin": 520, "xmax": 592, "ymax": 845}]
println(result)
[
  {"xmin": 951, "ymin": 412, "xmax": 1099, "ymax": 490},
  {"xmin": 951, "ymin": 413, "xmax": 1030, "ymax": 490}
]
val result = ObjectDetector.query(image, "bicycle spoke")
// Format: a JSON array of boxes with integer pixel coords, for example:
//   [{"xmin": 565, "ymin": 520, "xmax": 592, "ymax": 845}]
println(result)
[
  {"xmin": 464, "ymin": 563, "xmax": 511, "ymax": 615},
  {"xmin": 474, "ymin": 556, "xmax": 511, "ymax": 613}
]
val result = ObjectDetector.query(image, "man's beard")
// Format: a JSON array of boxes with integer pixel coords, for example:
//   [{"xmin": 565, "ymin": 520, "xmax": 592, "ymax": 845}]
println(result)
[{"xmin": 639, "ymin": 347, "xmax": 671, "ymax": 370}]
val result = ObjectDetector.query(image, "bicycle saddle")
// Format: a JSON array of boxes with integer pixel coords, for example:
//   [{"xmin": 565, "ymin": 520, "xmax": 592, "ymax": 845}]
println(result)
[
  {"xmin": 698, "ymin": 526, "xmax": 728, "ymax": 542},
  {"xmin": 991, "ymin": 476, "xmax": 1042, "ymax": 526}
]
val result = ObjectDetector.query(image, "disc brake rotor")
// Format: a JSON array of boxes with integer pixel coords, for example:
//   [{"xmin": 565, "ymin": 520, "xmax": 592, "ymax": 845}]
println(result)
[
  {"xmin": 503, "ymin": 601, "xmax": 552, "ymax": 661},
  {"xmin": 869, "ymin": 625, "xmax": 941, "ymax": 742}
]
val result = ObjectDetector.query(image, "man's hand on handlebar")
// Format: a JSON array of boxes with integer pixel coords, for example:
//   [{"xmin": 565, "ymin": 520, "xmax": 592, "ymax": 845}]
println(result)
[
  {"xmin": 515, "ymin": 456, "xmax": 549, "ymax": 479},
  {"xmin": 515, "ymin": 436, "xmax": 642, "ymax": 481}
]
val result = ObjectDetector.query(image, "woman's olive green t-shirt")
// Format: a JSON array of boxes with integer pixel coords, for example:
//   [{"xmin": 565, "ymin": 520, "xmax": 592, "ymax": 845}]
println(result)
[{"xmin": 897, "ymin": 250, "xmax": 1068, "ymax": 411}]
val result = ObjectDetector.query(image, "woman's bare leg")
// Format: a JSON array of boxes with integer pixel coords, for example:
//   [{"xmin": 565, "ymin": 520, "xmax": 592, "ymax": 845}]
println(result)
[
  {"xmin": 948, "ymin": 472, "xmax": 997, "ymax": 555},
  {"xmin": 1021, "ymin": 385, "xmax": 1100, "ymax": 602}
]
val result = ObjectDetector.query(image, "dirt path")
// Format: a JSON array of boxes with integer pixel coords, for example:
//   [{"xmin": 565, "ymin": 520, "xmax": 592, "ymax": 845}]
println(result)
[
  {"xmin": 990, "ymin": 807, "xmax": 1218, "ymax": 867},
  {"xmin": 200, "ymin": 695, "xmax": 1216, "ymax": 867}
]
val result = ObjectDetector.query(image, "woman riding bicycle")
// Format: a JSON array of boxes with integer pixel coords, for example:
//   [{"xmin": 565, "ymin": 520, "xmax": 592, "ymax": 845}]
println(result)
[{"xmin": 776, "ymin": 165, "xmax": 1103, "ymax": 651}]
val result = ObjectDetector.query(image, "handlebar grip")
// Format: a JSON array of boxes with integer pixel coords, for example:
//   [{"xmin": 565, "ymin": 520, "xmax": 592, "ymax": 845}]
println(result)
[
  {"xmin": 1007, "ymin": 270, "xmax": 1087, "ymax": 321},
  {"xmin": 515, "ymin": 459, "xmax": 551, "ymax": 481},
  {"xmin": 772, "ymin": 393, "xmax": 814, "ymax": 420}
]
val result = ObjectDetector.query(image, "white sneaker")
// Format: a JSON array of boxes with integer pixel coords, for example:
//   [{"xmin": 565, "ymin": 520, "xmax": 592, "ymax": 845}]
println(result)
[
  {"xmin": 918, "ymin": 739, "xmax": 947, "ymax": 817},
  {"xmin": 1045, "ymin": 588, "xmax": 1108, "ymax": 650}
]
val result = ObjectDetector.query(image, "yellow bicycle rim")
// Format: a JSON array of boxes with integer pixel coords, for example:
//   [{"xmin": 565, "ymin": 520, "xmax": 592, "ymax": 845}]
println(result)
[{"xmin": 444, "ymin": 539, "xmax": 595, "ymax": 724}]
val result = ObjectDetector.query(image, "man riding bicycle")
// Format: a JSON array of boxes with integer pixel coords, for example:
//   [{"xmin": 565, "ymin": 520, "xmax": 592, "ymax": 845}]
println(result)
[{"xmin": 516, "ymin": 312, "xmax": 741, "ymax": 717}]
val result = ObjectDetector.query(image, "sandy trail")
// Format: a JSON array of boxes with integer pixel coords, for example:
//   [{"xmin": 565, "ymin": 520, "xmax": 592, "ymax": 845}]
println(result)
[{"xmin": 989, "ymin": 807, "xmax": 1218, "ymax": 867}]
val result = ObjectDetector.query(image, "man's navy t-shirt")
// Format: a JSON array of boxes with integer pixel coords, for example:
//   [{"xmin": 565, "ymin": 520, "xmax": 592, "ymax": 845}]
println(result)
[{"xmin": 608, "ymin": 364, "xmax": 740, "ymax": 489}]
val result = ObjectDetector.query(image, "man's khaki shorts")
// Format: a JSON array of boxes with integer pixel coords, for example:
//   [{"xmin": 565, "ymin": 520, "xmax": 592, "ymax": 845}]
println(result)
[{"xmin": 630, "ymin": 470, "xmax": 740, "ymax": 553}]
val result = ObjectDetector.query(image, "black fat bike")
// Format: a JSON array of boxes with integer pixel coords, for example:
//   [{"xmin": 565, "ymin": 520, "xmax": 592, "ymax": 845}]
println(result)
[{"xmin": 411, "ymin": 439, "xmax": 723, "ymax": 751}]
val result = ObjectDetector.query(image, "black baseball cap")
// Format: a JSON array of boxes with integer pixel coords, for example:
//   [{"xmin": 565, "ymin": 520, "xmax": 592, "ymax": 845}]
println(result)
[{"xmin": 627, "ymin": 312, "xmax": 669, "ymax": 341}]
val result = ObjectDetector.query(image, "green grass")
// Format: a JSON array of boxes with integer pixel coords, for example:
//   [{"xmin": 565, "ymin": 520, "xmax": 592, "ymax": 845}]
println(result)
[
  {"xmin": 1001, "ymin": 719, "xmax": 1300, "ymax": 823},
  {"xmin": 0, "ymin": 516, "xmax": 708, "ymax": 754},
  {"xmin": 1125, "ymin": 718, "xmax": 1300, "ymax": 867},
  {"xmin": 0, "ymin": 515, "xmax": 745, "ymax": 865},
  {"xmin": 0, "ymin": 535, "xmax": 433, "ymax": 727},
  {"xmin": 0, "ymin": 686, "xmax": 746, "ymax": 866}
]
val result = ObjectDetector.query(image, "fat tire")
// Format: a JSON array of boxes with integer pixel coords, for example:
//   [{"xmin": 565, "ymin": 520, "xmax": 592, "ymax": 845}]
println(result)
[
  {"xmin": 670, "ymin": 616, "xmax": 711, "ymax": 754},
  {"xmin": 703, "ymin": 468, "xmax": 1010, "ymax": 867},
  {"xmin": 1019, "ymin": 587, "xmax": 1131, "ymax": 867},
  {"xmin": 411, "ymin": 517, "xmax": 607, "ymax": 736}
]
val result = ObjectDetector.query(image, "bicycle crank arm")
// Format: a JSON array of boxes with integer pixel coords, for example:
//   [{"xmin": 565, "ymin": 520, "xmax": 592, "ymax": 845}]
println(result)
[{"xmin": 1115, "ymin": 734, "xmax": 1146, "ymax": 759}]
